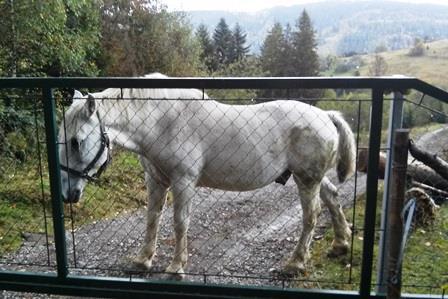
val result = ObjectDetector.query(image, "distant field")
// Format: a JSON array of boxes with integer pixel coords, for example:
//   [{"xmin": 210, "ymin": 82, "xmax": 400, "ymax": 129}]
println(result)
[{"xmin": 333, "ymin": 39, "xmax": 448, "ymax": 89}]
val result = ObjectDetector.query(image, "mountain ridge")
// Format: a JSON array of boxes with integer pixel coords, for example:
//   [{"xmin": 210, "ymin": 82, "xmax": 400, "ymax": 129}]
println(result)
[{"xmin": 184, "ymin": 0, "xmax": 448, "ymax": 55}]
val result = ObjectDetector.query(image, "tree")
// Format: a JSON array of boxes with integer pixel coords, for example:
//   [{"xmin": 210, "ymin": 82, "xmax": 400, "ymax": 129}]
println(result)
[
  {"xmin": 196, "ymin": 24, "xmax": 216, "ymax": 72},
  {"xmin": 99, "ymin": 0, "xmax": 202, "ymax": 76},
  {"xmin": 291, "ymin": 10, "xmax": 319, "ymax": 77},
  {"xmin": 260, "ymin": 23, "xmax": 285, "ymax": 76},
  {"xmin": 408, "ymin": 37, "xmax": 425, "ymax": 57},
  {"xmin": 209, "ymin": 56, "xmax": 264, "ymax": 102},
  {"xmin": 369, "ymin": 53, "xmax": 388, "ymax": 76},
  {"xmin": 0, "ymin": 0, "xmax": 100, "ymax": 77},
  {"xmin": 231, "ymin": 23, "xmax": 250, "ymax": 63},
  {"xmin": 289, "ymin": 9, "xmax": 320, "ymax": 100},
  {"xmin": 259, "ymin": 22, "xmax": 291, "ymax": 98},
  {"xmin": 212, "ymin": 18, "xmax": 233, "ymax": 66}
]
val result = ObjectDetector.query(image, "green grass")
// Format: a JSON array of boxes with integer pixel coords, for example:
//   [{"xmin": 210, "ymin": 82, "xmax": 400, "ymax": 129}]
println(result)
[
  {"xmin": 0, "ymin": 150, "xmax": 147, "ymax": 255},
  {"xmin": 1, "ymin": 129, "xmax": 447, "ymax": 294},
  {"xmin": 303, "ymin": 188, "xmax": 448, "ymax": 294},
  {"xmin": 332, "ymin": 39, "xmax": 448, "ymax": 90},
  {"xmin": 65, "ymin": 150, "xmax": 147, "ymax": 226}
]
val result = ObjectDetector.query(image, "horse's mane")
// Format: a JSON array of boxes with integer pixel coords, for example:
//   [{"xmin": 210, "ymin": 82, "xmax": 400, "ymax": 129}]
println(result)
[
  {"xmin": 92, "ymin": 72, "xmax": 206, "ymax": 102},
  {"xmin": 62, "ymin": 73, "xmax": 208, "ymax": 138}
]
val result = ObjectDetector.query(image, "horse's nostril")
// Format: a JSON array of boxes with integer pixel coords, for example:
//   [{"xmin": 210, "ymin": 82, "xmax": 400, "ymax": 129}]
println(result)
[{"xmin": 69, "ymin": 189, "xmax": 82, "ymax": 203}]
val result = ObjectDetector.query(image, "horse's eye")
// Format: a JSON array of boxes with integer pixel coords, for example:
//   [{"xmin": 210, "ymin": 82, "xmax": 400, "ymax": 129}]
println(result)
[{"xmin": 70, "ymin": 138, "xmax": 80, "ymax": 152}]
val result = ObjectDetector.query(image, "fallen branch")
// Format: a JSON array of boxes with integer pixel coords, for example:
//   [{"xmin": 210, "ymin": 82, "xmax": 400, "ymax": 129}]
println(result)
[
  {"xmin": 411, "ymin": 181, "xmax": 448, "ymax": 198},
  {"xmin": 409, "ymin": 139, "xmax": 448, "ymax": 182},
  {"xmin": 358, "ymin": 147, "xmax": 448, "ymax": 190}
]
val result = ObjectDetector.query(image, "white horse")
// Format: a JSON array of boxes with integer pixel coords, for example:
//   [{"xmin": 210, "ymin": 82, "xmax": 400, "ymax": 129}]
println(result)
[{"xmin": 58, "ymin": 73, "xmax": 356, "ymax": 279}]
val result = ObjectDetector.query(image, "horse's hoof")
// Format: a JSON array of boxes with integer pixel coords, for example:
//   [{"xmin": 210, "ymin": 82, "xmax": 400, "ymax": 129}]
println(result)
[
  {"xmin": 327, "ymin": 244, "xmax": 349, "ymax": 258},
  {"xmin": 276, "ymin": 263, "xmax": 306, "ymax": 279},
  {"xmin": 122, "ymin": 257, "xmax": 152, "ymax": 274},
  {"xmin": 162, "ymin": 272, "xmax": 185, "ymax": 281},
  {"xmin": 164, "ymin": 264, "xmax": 186, "ymax": 281}
]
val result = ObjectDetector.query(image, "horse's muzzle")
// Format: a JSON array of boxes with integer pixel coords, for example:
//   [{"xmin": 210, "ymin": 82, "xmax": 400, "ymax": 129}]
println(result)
[{"xmin": 64, "ymin": 188, "xmax": 81, "ymax": 203}]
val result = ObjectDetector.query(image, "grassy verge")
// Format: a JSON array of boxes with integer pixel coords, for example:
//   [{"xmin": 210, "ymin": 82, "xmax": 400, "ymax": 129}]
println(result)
[
  {"xmin": 303, "ymin": 188, "xmax": 448, "ymax": 294},
  {"xmin": 0, "ymin": 150, "xmax": 146, "ymax": 255}
]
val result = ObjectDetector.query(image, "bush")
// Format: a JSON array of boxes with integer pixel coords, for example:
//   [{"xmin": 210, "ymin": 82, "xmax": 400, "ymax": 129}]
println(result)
[
  {"xmin": 408, "ymin": 38, "xmax": 425, "ymax": 57},
  {"xmin": 0, "ymin": 93, "xmax": 42, "ymax": 162}
]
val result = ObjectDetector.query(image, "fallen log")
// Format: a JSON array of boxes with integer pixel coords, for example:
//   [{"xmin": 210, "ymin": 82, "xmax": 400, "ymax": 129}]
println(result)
[
  {"xmin": 411, "ymin": 181, "xmax": 448, "ymax": 204},
  {"xmin": 409, "ymin": 139, "xmax": 448, "ymax": 182},
  {"xmin": 357, "ymin": 148, "xmax": 448, "ymax": 190},
  {"xmin": 411, "ymin": 181, "xmax": 448, "ymax": 197}
]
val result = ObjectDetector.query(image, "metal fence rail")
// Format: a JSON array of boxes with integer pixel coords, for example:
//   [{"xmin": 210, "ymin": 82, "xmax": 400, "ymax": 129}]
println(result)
[{"xmin": 0, "ymin": 76, "xmax": 447, "ymax": 298}]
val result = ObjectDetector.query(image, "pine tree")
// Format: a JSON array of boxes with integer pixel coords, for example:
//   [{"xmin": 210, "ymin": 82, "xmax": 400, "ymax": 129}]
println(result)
[
  {"xmin": 292, "ymin": 9, "xmax": 319, "ymax": 77},
  {"xmin": 282, "ymin": 23, "xmax": 295, "ymax": 76},
  {"xmin": 213, "ymin": 18, "xmax": 233, "ymax": 65},
  {"xmin": 260, "ymin": 22, "xmax": 284, "ymax": 76},
  {"xmin": 196, "ymin": 24, "xmax": 216, "ymax": 72},
  {"xmin": 290, "ymin": 10, "xmax": 320, "ymax": 100},
  {"xmin": 232, "ymin": 23, "xmax": 250, "ymax": 63},
  {"xmin": 259, "ymin": 22, "xmax": 290, "ymax": 99}
]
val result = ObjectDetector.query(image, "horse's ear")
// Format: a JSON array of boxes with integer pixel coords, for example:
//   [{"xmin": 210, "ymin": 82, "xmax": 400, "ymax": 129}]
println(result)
[
  {"xmin": 73, "ymin": 90, "xmax": 84, "ymax": 100},
  {"xmin": 84, "ymin": 93, "xmax": 97, "ymax": 117}
]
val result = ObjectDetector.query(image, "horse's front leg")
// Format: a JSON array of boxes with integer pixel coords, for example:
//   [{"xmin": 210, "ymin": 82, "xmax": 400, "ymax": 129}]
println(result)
[
  {"xmin": 133, "ymin": 176, "xmax": 168, "ymax": 270},
  {"xmin": 165, "ymin": 177, "xmax": 195, "ymax": 280}
]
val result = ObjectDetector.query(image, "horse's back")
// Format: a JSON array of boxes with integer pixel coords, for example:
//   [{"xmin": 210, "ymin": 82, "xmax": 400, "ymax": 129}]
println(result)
[{"xmin": 194, "ymin": 100, "xmax": 338, "ymax": 190}]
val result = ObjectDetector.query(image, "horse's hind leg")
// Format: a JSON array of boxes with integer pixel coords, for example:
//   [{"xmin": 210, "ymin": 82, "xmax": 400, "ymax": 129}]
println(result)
[
  {"xmin": 320, "ymin": 176, "xmax": 351, "ymax": 257},
  {"xmin": 283, "ymin": 174, "xmax": 321, "ymax": 275}
]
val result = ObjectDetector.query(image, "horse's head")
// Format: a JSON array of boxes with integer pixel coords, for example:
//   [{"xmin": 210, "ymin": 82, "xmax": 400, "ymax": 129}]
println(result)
[{"xmin": 58, "ymin": 90, "xmax": 111, "ymax": 203}]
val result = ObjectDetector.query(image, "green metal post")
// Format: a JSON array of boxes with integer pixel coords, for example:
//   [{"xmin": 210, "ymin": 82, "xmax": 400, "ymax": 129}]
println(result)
[
  {"xmin": 42, "ymin": 87, "xmax": 68, "ymax": 278},
  {"xmin": 360, "ymin": 88, "xmax": 384, "ymax": 298}
]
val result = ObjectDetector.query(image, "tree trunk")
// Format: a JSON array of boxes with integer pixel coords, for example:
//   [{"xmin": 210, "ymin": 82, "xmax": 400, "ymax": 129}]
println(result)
[
  {"xmin": 409, "ymin": 140, "xmax": 448, "ymax": 182},
  {"xmin": 358, "ymin": 147, "xmax": 448, "ymax": 191}
]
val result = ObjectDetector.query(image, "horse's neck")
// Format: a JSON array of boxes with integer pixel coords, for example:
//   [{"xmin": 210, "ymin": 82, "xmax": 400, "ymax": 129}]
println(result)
[{"xmin": 100, "ymin": 99, "xmax": 168, "ymax": 154}]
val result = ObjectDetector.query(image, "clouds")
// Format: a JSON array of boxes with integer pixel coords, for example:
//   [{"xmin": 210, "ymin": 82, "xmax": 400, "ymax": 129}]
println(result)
[
  {"xmin": 162, "ymin": 0, "xmax": 448, "ymax": 12},
  {"xmin": 162, "ymin": 0, "xmax": 321, "ymax": 12}
]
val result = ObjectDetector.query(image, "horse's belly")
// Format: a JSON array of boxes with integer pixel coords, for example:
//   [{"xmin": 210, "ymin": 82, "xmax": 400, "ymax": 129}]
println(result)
[{"xmin": 197, "ymin": 153, "xmax": 287, "ymax": 191}]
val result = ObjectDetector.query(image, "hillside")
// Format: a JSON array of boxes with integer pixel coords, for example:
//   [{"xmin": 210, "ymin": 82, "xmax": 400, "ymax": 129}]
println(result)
[
  {"xmin": 339, "ymin": 39, "xmax": 448, "ymax": 89},
  {"xmin": 186, "ymin": 0, "xmax": 448, "ymax": 56}
]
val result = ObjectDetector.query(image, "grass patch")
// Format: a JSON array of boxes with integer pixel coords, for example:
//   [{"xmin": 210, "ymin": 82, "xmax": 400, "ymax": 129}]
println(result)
[
  {"xmin": 0, "ymin": 150, "xmax": 147, "ymax": 256},
  {"xmin": 65, "ymin": 150, "xmax": 147, "ymax": 226},
  {"xmin": 304, "ymin": 187, "xmax": 448, "ymax": 294}
]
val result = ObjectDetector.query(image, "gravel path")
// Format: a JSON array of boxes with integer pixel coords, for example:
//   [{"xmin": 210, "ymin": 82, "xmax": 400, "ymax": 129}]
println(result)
[
  {"xmin": 3, "ymin": 124, "xmax": 447, "ymax": 298},
  {"xmin": 1, "ymin": 168, "xmax": 364, "ymax": 298}
]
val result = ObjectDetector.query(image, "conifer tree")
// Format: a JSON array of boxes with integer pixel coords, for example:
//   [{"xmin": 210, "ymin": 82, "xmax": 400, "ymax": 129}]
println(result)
[
  {"xmin": 290, "ymin": 9, "xmax": 320, "ymax": 100},
  {"xmin": 259, "ymin": 22, "xmax": 289, "ymax": 98},
  {"xmin": 213, "ymin": 18, "xmax": 233, "ymax": 65},
  {"xmin": 260, "ymin": 23, "xmax": 285, "ymax": 76},
  {"xmin": 292, "ymin": 9, "xmax": 319, "ymax": 77},
  {"xmin": 196, "ymin": 23, "xmax": 217, "ymax": 72},
  {"xmin": 232, "ymin": 23, "xmax": 250, "ymax": 62}
]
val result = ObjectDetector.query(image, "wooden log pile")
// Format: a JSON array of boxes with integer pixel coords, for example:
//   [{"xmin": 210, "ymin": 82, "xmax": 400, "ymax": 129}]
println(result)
[{"xmin": 358, "ymin": 140, "xmax": 446, "ymax": 226}]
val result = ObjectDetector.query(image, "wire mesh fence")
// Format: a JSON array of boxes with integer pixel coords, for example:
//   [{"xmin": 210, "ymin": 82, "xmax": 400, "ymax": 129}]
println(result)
[
  {"xmin": 397, "ymin": 96, "xmax": 448, "ymax": 295},
  {"xmin": 0, "ymin": 78, "xmax": 447, "ymax": 298},
  {"xmin": 56, "ymin": 91, "xmax": 362, "ymax": 288},
  {"xmin": 0, "ymin": 90, "xmax": 56, "ymax": 273}
]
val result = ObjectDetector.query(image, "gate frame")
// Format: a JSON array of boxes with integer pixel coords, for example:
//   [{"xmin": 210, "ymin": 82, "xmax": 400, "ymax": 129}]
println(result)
[{"xmin": 0, "ymin": 76, "xmax": 447, "ymax": 298}]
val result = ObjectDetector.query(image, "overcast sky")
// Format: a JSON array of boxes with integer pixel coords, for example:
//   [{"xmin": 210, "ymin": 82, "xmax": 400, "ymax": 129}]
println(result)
[{"xmin": 162, "ymin": 0, "xmax": 448, "ymax": 12}]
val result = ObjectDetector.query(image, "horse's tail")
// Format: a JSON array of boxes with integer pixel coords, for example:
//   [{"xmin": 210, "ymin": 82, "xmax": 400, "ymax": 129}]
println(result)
[{"xmin": 327, "ymin": 111, "xmax": 356, "ymax": 183}]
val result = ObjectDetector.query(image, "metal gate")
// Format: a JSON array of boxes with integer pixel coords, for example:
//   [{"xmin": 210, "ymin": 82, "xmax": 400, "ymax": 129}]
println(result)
[{"xmin": 0, "ymin": 76, "xmax": 447, "ymax": 298}]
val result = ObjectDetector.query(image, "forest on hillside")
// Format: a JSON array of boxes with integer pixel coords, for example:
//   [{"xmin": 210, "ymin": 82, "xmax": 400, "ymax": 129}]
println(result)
[
  {"xmin": 187, "ymin": 0, "xmax": 448, "ymax": 55},
  {"xmin": 0, "ymin": 0, "xmax": 447, "ymax": 163}
]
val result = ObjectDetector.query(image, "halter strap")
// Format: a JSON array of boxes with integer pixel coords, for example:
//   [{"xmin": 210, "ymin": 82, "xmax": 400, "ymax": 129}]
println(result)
[{"xmin": 60, "ymin": 111, "xmax": 111, "ymax": 182}]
